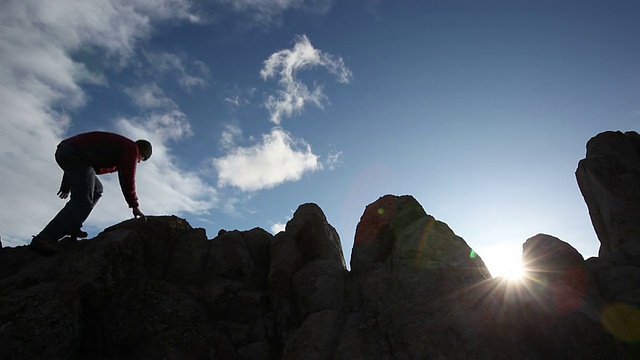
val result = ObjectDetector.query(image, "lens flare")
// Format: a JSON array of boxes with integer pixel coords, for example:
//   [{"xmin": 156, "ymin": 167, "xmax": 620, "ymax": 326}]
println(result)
[
  {"xmin": 601, "ymin": 303, "xmax": 640, "ymax": 342},
  {"xmin": 416, "ymin": 217, "xmax": 436, "ymax": 255}
]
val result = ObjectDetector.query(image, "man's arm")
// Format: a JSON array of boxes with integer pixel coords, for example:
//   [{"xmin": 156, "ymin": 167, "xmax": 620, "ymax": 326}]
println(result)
[{"xmin": 117, "ymin": 142, "xmax": 140, "ymax": 209}]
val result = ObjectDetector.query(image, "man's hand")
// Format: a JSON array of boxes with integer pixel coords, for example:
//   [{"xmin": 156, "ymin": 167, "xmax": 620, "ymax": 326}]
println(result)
[
  {"xmin": 57, "ymin": 189, "xmax": 69, "ymax": 199},
  {"xmin": 59, "ymin": 175, "xmax": 70, "ymax": 199},
  {"xmin": 132, "ymin": 207, "xmax": 146, "ymax": 221}
]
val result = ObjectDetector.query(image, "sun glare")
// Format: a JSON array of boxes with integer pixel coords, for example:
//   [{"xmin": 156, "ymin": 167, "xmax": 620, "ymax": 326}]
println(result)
[
  {"xmin": 480, "ymin": 243, "xmax": 525, "ymax": 280},
  {"xmin": 493, "ymin": 258, "xmax": 525, "ymax": 280}
]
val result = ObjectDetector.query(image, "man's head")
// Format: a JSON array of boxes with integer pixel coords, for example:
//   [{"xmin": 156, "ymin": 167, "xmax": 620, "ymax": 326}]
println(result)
[{"xmin": 135, "ymin": 140, "xmax": 152, "ymax": 162}]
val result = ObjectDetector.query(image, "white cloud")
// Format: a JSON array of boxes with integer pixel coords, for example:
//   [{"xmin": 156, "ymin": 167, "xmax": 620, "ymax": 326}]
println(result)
[
  {"xmin": 260, "ymin": 35, "xmax": 352, "ymax": 124},
  {"xmin": 0, "ymin": 0, "xmax": 201, "ymax": 247},
  {"xmin": 117, "ymin": 110, "xmax": 193, "ymax": 144},
  {"xmin": 213, "ymin": 127, "xmax": 320, "ymax": 191},
  {"xmin": 270, "ymin": 222, "xmax": 287, "ymax": 234},
  {"xmin": 209, "ymin": 36, "xmax": 349, "ymax": 194}
]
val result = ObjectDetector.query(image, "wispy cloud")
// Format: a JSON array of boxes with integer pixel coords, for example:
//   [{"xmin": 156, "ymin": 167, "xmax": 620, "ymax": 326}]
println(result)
[
  {"xmin": 325, "ymin": 149, "xmax": 343, "ymax": 170},
  {"xmin": 260, "ymin": 35, "xmax": 352, "ymax": 124},
  {"xmin": 0, "ymin": 0, "xmax": 202, "ymax": 246},
  {"xmin": 219, "ymin": 124, "xmax": 244, "ymax": 150},
  {"xmin": 125, "ymin": 82, "xmax": 178, "ymax": 110},
  {"xmin": 214, "ymin": 127, "xmax": 320, "ymax": 191},
  {"xmin": 216, "ymin": 0, "xmax": 334, "ymax": 27},
  {"xmin": 143, "ymin": 51, "xmax": 211, "ymax": 91},
  {"xmin": 224, "ymin": 86, "xmax": 257, "ymax": 107}
]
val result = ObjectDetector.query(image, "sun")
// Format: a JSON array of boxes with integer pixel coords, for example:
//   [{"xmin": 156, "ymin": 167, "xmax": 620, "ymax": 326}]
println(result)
[
  {"xmin": 491, "ymin": 257, "xmax": 525, "ymax": 280},
  {"xmin": 479, "ymin": 243, "xmax": 525, "ymax": 280}
]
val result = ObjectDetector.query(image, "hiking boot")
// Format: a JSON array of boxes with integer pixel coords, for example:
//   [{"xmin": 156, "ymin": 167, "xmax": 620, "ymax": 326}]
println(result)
[
  {"xmin": 29, "ymin": 235, "xmax": 59, "ymax": 255},
  {"xmin": 71, "ymin": 228, "xmax": 88, "ymax": 238}
]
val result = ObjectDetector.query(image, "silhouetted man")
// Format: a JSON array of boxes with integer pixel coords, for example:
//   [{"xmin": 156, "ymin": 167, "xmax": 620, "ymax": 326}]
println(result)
[{"xmin": 30, "ymin": 131, "xmax": 152, "ymax": 254}]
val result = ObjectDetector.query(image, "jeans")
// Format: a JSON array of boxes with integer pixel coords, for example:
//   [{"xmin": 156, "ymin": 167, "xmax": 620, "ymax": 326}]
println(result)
[{"xmin": 39, "ymin": 143, "xmax": 103, "ymax": 241}]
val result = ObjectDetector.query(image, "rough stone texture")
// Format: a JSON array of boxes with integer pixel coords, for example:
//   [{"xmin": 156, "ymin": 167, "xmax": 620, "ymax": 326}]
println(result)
[
  {"xmin": 3, "ymin": 130, "xmax": 640, "ymax": 359},
  {"xmin": 576, "ymin": 130, "xmax": 640, "ymax": 255},
  {"xmin": 575, "ymin": 131, "xmax": 640, "ymax": 357},
  {"xmin": 0, "ymin": 200, "xmax": 628, "ymax": 360},
  {"xmin": 523, "ymin": 233, "xmax": 585, "ymax": 282}
]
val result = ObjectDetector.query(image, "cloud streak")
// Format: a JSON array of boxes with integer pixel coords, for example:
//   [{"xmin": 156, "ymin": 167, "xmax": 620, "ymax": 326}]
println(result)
[
  {"xmin": 143, "ymin": 51, "xmax": 211, "ymax": 91},
  {"xmin": 260, "ymin": 35, "xmax": 352, "ymax": 124},
  {"xmin": 216, "ymin": 0, "xmax": 334, "ymax": 27},
  {"xmin": 125, "ymin": 83, "xmax": 178, "ymax": 110}
]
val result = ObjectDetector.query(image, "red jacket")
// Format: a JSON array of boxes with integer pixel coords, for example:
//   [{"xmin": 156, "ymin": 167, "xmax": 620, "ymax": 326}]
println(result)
[{"xmin": 63, "ymin": 131, "xmax": 140, "ymax": 208}]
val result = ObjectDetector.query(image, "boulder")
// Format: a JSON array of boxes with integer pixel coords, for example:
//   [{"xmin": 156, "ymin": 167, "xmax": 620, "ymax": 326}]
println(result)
[
  {"xmin": 522, "ymin": 233, "xmax": 585, "ymax": 283},
  {"xmin": 576, "ymin": 130, "xmax": 640, "ymax": 255},
  {"xmin": 575, "ymin": 131, "xmax": 640, "ymax": 354},
  {"xmin": 268, "ymin": 203, "xmax": 348, "ymax": 348}
]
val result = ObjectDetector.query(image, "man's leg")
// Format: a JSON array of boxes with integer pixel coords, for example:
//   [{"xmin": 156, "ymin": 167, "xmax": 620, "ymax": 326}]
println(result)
[
  {"xmin": 39, "ymin": 165, "xmax": 98, "ymax": 241},
  {"xmin": 69, "ymin": 176, "xmax": 102, "ymax": 238}
]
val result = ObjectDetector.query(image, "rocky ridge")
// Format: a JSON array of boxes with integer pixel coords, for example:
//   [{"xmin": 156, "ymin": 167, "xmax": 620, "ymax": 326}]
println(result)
[{"xmin": 0, "ymin": 130, "xmax": 639, "ymax": 359}]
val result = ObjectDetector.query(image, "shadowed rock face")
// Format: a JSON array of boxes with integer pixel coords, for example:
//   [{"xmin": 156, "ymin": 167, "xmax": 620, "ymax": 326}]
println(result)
[
  {"xmin": 576, "ymin": 130, "xmax": 640, "ymax": 256},
  {"xmin": 576, "ymin": 131, "xmax": 640, "ymax": 336},
  {"xmin": 1, "ymin": 131, "xmax": 639, "ymax": 359},
  {"xmin": 522, "ymin": 233, "xmax": 585, "ymax": 282}
]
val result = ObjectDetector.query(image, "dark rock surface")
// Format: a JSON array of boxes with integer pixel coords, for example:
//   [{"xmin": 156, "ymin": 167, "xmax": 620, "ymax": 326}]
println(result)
[
  {"xmin": 575, "ymin": 132, "xmax": 640, "ymax": 355},
  {"xmin": 1, "ymin": 131, "xmax": 639, "ymax": 359},
  {"xmin": 576, "ymin": 130, "xmax": 640, "ymax": 256}
]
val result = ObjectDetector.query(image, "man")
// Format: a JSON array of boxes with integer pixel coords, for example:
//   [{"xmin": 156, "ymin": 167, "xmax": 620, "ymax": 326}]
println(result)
[{"xmin": 30, "ymin": 131, "xmax": 152, "ymax": 255}]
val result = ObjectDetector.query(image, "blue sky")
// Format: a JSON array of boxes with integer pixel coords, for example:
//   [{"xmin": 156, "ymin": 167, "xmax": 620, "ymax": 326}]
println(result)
[{"xmin": 1, "ymin": 0, "xmax": 639, "ymax": 277}]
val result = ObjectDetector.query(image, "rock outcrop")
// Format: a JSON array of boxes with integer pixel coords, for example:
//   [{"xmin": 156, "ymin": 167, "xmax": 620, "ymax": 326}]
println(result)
[
  {"xmin": 576, "ymin": 130, "xmax": 640, "ymax": 256},
  {"xmin": 576, "ymin": 131, "xmax": 640, "ymax": 350},
  {"xmin": 1, "ymin": 130, "xmax": 639, "ymax": 359}
]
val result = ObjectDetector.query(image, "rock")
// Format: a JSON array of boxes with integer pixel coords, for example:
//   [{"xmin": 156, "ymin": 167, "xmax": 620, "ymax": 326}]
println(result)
[
  {"xmin": 522, "ymin": 233, "xmax": 585, "ymax": 283},
  {"xmin": 576, "ymin": 130, "xmax": 640, "ymax": 255},
  {"xmin": 347, "ymin": 195, "xmax": 495, "ymax": 358},
  {"xmin": 268, "ymin": 203, "xmax": 347, "ymax": 348},
  {"xmin": 284, "ymin": 203, "xmax": 346, "ymax": 267},
  {"xmin": 352, "ymin": 194, "xmax": 491, "ymax": 279},
  {"xmin": 282, "ymin": 310, "xmax": 344, "ymax": 360},
  {"xmin": 0, "ymin": 216, "xmax": 253, "ymax": 359},
  {"xmin": 575, "ymin": 131, "xmax": 640, "ymax": 357},
  {"xmin": 0, "ymin": 183, "xmax": 636, "ymax": 359}
]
